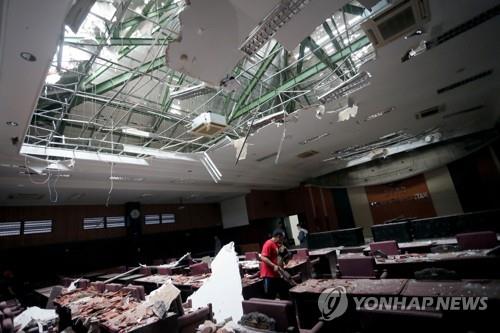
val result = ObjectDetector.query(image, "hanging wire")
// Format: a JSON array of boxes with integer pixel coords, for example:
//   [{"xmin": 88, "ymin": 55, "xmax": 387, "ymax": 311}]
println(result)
[
  {"xmin": 105, "ymin": 119, "xmax": 115, "ymax": 207},
  {"xmin": 48, "ymin": 172, "xmax": 60, "ymax": 203},
  {"xmin": 274, "ymin": 94, "xmax": 287, "ymax": 165}
]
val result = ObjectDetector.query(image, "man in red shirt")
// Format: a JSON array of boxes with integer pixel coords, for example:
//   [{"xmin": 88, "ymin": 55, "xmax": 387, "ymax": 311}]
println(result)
[{"xmin": 260, "ymin": 229, "xmax": 289, "ymax": 299}]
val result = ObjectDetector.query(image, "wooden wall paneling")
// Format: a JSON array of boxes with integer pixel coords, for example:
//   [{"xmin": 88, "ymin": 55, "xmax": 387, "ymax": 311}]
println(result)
[
  {"xmin": 245, "ymin": 190, "xmax": 286, "ymax": 220},
  {"xmin": 0, "ymin": 203, "xmax": 221, "ymax": 250},
  {"xmin": 365, "ymin": 174, "xmax": 437, "ymax": 225},
  {"xmin": 284, "ymin": 187, "xmax": 306, "ymax": 215},
  {"xmin": 321, "ymin": 188, "xmax": 340, "ymax": 230}
]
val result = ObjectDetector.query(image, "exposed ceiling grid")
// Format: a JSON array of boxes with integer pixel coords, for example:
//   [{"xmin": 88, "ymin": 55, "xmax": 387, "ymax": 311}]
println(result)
[{"xmin": 0, "ymin": 0, "xmax": 498, "ymax": 205}]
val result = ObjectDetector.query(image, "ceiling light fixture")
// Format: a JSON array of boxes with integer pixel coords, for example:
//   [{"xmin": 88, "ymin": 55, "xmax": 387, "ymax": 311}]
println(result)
[
  {"xmin": 121, "ymin": 144, "xmax": 198, "ymax": 162},
  {"xmin": 121, "ymin": 126, "xmax": 155, "ymax": 138},
  {"xmin": 170, "ymin": 83, "xmax": 216, "ymax": 100},
  {"xmin": 239, "ymin": 0, "xmax": 312, "ymax": 56},
  {"xmin": 365, "ymin": 107, "xmax": 395, "ymax": 121},
  {"xmin": 20, "ymin": 144, "xmax": 149, "ymax": 166},
  {"xmin": 20, "ymin": 52, "xmax": 36, "ymax": 62},
  {"xmin": 6, "ymin": 121, "xmax": 18, "ymax": 127},
  {"xmin": 109, "ymin": 176, "xmax": 144, "ymax": 182},
  {"xmin": 299, "ymin": 132, "xmax": 330, "ymax": 145},
  {"xmin": 200, "ymin": 152, "xmax": 222, "ymax": 183},
  {"xmin": 318, "ymin": 71, "xmax": 371, "ymax": 104}
]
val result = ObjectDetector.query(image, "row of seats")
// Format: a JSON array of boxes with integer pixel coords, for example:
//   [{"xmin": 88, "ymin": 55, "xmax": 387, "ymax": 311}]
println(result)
[
  {"xmin": 60, "ymin": 278, "xmax": 146, "ymax": 301},
  {"xmin": 371, "ymin": 230, "xmax": 498, "ymax": 255},
  {"xmin": 242, "ymin": 298, "xmax": 323, "ymax": 333},
  {"xmin": 0, "ymin": 299, "xmax": 22, "ymax": 333},
  {"xmin": 372, "ymin": 209, "xmax": 500, "ymax": 242},
  {"xmin": 307, "ymin": 227, "xmax": 365, "ymax": 249},
  {"xmin": 337, "ymin": 231, "xmax": 499, "ymax": 279}
]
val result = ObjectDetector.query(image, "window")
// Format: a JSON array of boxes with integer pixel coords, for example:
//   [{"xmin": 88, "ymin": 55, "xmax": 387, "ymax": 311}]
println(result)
[
  {"xmin": 0, "ymin": 222, "xmax": 21, "ymax": 236},
  {"xmin": 145, "ymin": 214, "xmax": 161, "ymax": 225},
  {"xmin": 106, "ymin": 216, "xmax": 125, "ymax": 228},
  {"xmin": 24, "ymin": 220, "xmax": 52, "ymax": 234},
  {"xmin": 83, "ymin": 217, "xmax": 105, "ymax": 230},
  {"xmin": 161, "ymin": 213, "xmax": 176, "ymax": 224}
]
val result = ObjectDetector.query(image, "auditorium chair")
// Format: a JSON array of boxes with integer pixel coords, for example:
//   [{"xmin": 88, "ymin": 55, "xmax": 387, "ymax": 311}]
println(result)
[
  {"xmin": 242, "ymin": 298, "xmax": 323, "ymax": 333},
  {"xmin": 122, "ymin": 285, "xmax": 146, "ymax": 301},
  {"xmin": 60, "ymin": 277, "xmax": 74, "ymax": 288},
  {"xmin": 189, "ymin": 262, "xmax": 210, "ymax": 275},
  {"xmin": 76, "ymin": 279, "xmax": 90, "ymax": 289},
  {"xmin": 157, "ymin": 267, "xmax": 173, "ymax": 275},
  {"xmin": 293, "ymin": 249, "xmax": 309, "ymax": 260},
  {"xmin": 456, "ymin": 231, "xmax": 498, "ymax": 250},
  {"xmin": 177, "ymin": 304, "xmax": 213, "ymax": 333},
  {"xmin": 244, "ymin": 252, "xmax": 260, "ymax": 261},
  {"xmin": 139, "ymin": 266, "xmax": 152, "ymax": 276},
  {"xmin": 1, "ymin": 318, "xmax": 13, "ymax": 333},
  {"xmin": 90, "ymin": 281, "xmax": 105, "ymax": 293},
  {"xmin": 104, "ymin": 283, "xmax": 123, "ymax": 292},
  {"xmin": 369, "ymin": 240, "xmax": 400, "ymax": 256},
  {"xmin": 337, "ymin": 255, "xmax": 384, "ymax": 279}
]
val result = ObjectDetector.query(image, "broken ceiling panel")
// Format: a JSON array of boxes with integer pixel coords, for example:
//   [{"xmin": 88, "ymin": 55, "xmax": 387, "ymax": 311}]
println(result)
[
  {"xmin": 307, "ymin": 130, "xmax": 499, "ymax": 187},
  {"xmin": 165, "ymin": 0, "xmax": 279, "ymax": 85},
  {"xmin": 273, "ymin": 0, "xmax": 350, "ymax": 51}
]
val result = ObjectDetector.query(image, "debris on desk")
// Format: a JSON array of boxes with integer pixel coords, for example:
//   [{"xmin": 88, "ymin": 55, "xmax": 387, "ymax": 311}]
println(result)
[
  {"xmin": 239, "ymin": 312, "xmax": 276, "ymax": 331},
  {"xmin": 189, "ymin": 242, "xmax": 243, "ymax": 323},
  {"xmin": 13, "ymin": 306, "xmax": 58, "ymax": 332},
  {"xmin": 144, "ymin": 282, "xmax": 180, "ymax": 310},
  {"xmin": 197, "ymin": 319, "xmax": 217, "ymax": 333},
  {"xmin": 239, "ymin": 260, "xmax": 260, "ymax": 270},
  {"xmin": 284, "ymin": 258, "xmax": 307, "ymax": 268}
]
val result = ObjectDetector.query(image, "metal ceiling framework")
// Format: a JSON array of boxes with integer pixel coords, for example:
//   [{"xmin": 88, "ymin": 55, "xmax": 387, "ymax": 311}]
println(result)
[{"xmin": 23, "ymin": 0, "xmax": 382, "ymax": 163}]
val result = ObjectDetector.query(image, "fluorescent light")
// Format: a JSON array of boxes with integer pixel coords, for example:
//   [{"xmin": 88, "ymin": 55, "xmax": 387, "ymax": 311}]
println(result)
[
  {"xmin": 20, "ymin": 144, "xmax": 149, "ymax": 166},
  {"xmin": 365, "ymin": 107, "xmax": 395, "ymax": 121},
  {"xmin": 121, "ymin": 144, "xmax": 198, "ymax": 161},
  {"xmin": 121, "ymin": 126, "xmax": 155, "ymax": 138},
  {"xmin": 200, "ymin": 152, "xmax": 221, "ymax": 183},
  {"xmin": 240, "ymin": 0, "xmax": 312, "ymax": 56},
  {"xmin": 170, "ymin": 83, "xmax": 215, "ymax": 100},
  {"xmin": 299, "ymin": 133, "xmax": 330, "ymax": 145},
  {"xmin": 109, "ymin": 176, "xmax": 144, "ymax": 181},
  {"xmin": 318, "ymin": 71, "xmax": 371, "ymax": 104}
]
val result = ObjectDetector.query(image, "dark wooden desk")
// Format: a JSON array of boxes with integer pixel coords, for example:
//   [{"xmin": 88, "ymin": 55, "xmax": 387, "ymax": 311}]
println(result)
[
  {"xmin": 309, "ymin": 247, "xmax": 338, "ymax": 277},
  {"xmin": 375, "ymin": 250, "xmax": 500, "ymax": 278},
  {"xmin": 290, "ymin": 279, "xmax": 408, "ymax": 328},
  {"xmin": 291, "ymin": 278, "xmax": 407, "ymax": 296},
  {"xmin": 134, "ymin": 274, "xmax": 264, "ymax": 300},
  {"xmin": 401, "ymin": 279, "xmax": 500, "ymax": 299}
]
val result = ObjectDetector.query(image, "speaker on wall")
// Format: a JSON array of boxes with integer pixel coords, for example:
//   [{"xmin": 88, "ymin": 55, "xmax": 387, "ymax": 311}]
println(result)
[{"xmin": 125, "ymin": 202, "xmax": 142, "ymax": 237}]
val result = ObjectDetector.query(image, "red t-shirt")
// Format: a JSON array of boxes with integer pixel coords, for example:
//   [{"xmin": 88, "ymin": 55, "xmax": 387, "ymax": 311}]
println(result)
[{"xmin": 260, "ymin": 239, "xmax": 279, "ymax": 278}]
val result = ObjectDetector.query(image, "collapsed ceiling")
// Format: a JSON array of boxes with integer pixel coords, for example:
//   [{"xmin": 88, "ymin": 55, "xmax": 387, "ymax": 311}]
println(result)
[
  {"xmin": 0, "ymin": 0, "xmax": 498, "ymax": 205},
  {"xmin": 23, "ymin": 0, "xmax": 381, "ymax": 165}
]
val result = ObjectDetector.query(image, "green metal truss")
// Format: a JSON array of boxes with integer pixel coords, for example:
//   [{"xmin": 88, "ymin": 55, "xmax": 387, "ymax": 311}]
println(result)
[
  {"xmin": 228, "ymin": 35, "xmax": 369, "ymax": 123},
  {"xmin": 64, "ymin": 37, "xmax": 171, "ymax": 46},
  {"xmin": 322, "ymin": 22, "xmax": 357, "ymax": 77},
  {"xmin": 302, "ymin": 36, "xmax": 345, "ymax": 80},
  {"xmin": 231, "ymin": 43, "xmax": 281, "ymax": 118},
  {"xmin": 87, "ymin": 56, "xmax": 166, "ymax": 96}
]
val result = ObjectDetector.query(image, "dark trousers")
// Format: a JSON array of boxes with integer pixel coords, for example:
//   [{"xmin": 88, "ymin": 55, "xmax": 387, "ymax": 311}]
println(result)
[{"xmin": 263, "ymin": 277, "xmax": 290, "ymax": 300}]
